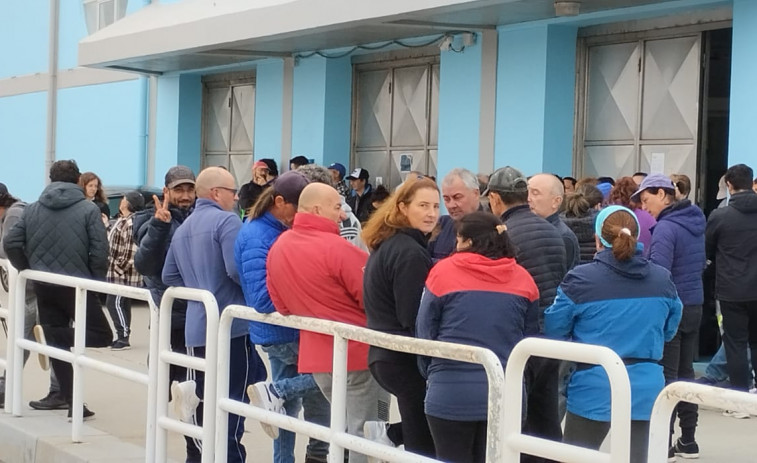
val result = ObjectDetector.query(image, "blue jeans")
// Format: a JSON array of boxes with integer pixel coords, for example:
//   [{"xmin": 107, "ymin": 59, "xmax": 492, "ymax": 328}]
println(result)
[
  {"xmin": 263, "ymin": 341, "xmax": 330, "ymax": 463},
  {"xmin": 705, "ymin": 339, "xmax": 753, "ymax": 383}
]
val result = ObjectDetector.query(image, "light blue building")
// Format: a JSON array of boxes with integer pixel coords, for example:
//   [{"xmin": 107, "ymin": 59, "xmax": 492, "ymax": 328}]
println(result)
[{"xmin": 2, "ymin": 0, "xmax": 754, "ymax": 213}]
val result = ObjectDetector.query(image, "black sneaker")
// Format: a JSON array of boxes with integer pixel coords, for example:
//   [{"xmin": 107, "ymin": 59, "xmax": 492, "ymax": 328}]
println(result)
[
  {"xmin": 110, "ymin": 338, "xmax": 131, "ymax": 351},
  {"xmin": 668, "ymin": 445, "xmax": 676, "ymax": 462},
  {"xmin": 29, "ymin": 391, "xmax": 69, "ymax": 410},
  {"xmin": 672, "ymin": 438, "xmax": 699, "ymax": 459},
  {"xmin": 67, "ymin": 403, "xmax": 95, "ymax": 422}
]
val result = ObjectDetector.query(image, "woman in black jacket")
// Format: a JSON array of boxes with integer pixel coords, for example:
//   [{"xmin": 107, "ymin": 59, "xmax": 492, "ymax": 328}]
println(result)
[{"xmin": 362, "ymin": 176, "xmax": 440, "ymax": 457}]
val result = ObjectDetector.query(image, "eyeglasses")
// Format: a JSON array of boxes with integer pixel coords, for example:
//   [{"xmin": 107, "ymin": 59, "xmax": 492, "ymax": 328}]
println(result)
[{"xmin": 212, "ymin": 186, "xmax": 238, "ymax": 195}]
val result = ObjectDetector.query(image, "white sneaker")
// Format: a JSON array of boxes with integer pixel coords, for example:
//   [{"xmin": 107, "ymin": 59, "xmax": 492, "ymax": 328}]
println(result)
[
  {"xmin": 33, "ymin": 325, "xmax": 50, "ymax": 371},
  {"xmin": 247, "ymin": 382, "xmax": 285, "ymax": 439},
  {"xmin": 364, "ymin": 420, "xmax": 395, "ymax": 463},
  {"xmin": 723, "ymin": 409, "xmax": 750, "ymax": 419},
  {"xmin": 170, "ymin": 380, "xmax": 201, "ymax": 423}
]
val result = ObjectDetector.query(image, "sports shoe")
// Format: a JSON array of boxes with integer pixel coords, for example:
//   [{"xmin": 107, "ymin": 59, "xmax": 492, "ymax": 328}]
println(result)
[
  {"xmin": 33, "ymin": 325, "xmax": 50, "ymax": 371},
  {"xmin": 29, "ymin": 391, "xmax": 69, "ymax": 410},
  {"xmin": 247, "ymin": 382, "xmax": 285, "ymax": 439},
  {"xmin": 110, "ymin": 338, "xmax": 131, "ymax": 351},
  {"xmin": 170, "ymin": 380, "xmax": 201, "ymax": 423},
  {"xmin": 364, "ymin": 420, "xmax": 394, "ymax": 463},
  {"xmin": 672, "ymin": 438, "xmax": 699, "ymax": 459},
  {"xmin": 67, "ymin": 403, "xmax": 95, "ymax": 422},
  {"xmin": 723, "ymin": 409, "xmax": 750, "ymax": 419}
]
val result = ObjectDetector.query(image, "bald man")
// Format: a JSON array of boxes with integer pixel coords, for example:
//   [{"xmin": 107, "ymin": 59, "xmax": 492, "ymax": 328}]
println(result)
[
  {"xmin": 267, "ymin": 183, "xmax": 390, "ymax": 463},
  {"xmin": 528, "ymin": 173, "xmax": 580, "ymax": 271},
  {"xmin": 163, "ymin": 166, "xmax": 267, "ymax": 463}
]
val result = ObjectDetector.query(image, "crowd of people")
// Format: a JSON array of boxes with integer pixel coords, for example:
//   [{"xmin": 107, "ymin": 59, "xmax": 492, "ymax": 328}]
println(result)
[{"xmin": 1, "ymin": 156, "xmax": 757, "ymax": 463}]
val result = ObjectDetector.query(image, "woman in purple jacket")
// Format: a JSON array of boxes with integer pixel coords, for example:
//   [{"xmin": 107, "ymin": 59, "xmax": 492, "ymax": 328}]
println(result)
[{"xmin": 632, "ymin": 173, "xmax": 706, "ymax": 459}]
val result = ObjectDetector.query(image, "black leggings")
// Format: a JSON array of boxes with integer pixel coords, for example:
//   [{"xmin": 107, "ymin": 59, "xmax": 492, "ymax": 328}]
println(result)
[
  {"xmin": 370, "ymin": 354, "xmax": 435, "ymax": 458},
  {"xmin": 427, "ymin": 415, "xmax": 487, "ymax": 463},
  {"xmin": 563, "ymin": 412, "xmax": 650, "ymax": 463}
]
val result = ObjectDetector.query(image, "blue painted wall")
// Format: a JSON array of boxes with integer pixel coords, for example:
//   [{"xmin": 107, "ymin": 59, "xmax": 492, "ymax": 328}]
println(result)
[
  {"xmin": 254, "ymin": 59, "xmax": 285, "ymax": 167},
  {"xmin": 177, "ymin": 74, "xmax": 202, "ymax": 173},
  {"xmin": 292, "ymin": 57, "xmax": 328, "ymax": 166},
  {"xmin": 323, "ymin": 57, "xmax": 352, "ymax": 168},
  {"xmin": 438, "ymin": 35, "xmax": 482, "ymax": 183},
  {"xmin": 542, "ymin": 25, "xmax": 577, "ymax": 177},
  {"xmin": 494, "ymin": 24, "xmax": 576, "ymax": 176},
  {"xmin": 0, "ymin": 0, "xmax": 48, "ymax": 78},
  {"xmin": 58, "ymin": 1, "xmax": 87, "ymax": 70},
  {"xmin": 56, "ymin": 80, "xmax": 143, "ymax": 187},
  {"xmin": 155, "ymin": 75, "xmax": 181, "ymax": 180},
  {"xmin": 728, "ymin": 0, "xmax": 757, "ymax": 168},
  {"xmin": 0, "ymin": 93, "xmax": 47, "ymax": 201}
]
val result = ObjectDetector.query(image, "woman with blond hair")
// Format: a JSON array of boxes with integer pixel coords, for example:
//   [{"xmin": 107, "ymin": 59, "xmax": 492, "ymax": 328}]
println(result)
[
  {"xmin": 545, "ymin": 206, "xmax": 682, "ymax": 463},
  {"xmin": 362, "ymin": 176, "xmax": 440, "ymax": 457}
]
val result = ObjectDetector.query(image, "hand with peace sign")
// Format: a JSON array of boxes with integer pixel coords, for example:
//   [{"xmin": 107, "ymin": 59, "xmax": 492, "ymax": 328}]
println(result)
[{"xmin": 153, "ymin": 190, "xmax": 171, "ymax": 223}]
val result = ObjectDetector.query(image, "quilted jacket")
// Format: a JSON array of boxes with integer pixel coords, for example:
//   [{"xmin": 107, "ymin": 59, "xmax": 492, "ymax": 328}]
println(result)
[{"xmin": 3, "ymin": 182, "xmax": 108, "ymax": 279}]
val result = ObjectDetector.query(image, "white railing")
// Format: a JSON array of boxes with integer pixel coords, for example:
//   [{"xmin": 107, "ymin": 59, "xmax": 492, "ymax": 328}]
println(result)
[
  {"xmin": 648, "ymin": 381, "xmax": 757, "ymax": 461},
  {"xmin": 0, "ymin": 257, "xmax": 18, "ymax": 410},
  {"xmin": 216, "ymin": 304, "xmax": 502, "ymax": 463},
  {"xmin": 154, "ymin": 286, "xmax": 219, "ymax": 463},
  {"xmin": 6, "ymin": 267, "xmax": 160, "ymax": 462},
  {"xmin": 502, "ymin": 338, "xmax": 632, "ymax": 463}
]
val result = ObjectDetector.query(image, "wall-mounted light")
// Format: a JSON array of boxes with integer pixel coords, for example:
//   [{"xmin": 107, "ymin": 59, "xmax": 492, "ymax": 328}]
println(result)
[
  {"xmin": 554, "ymin": 1, "xmax": 580, "ymax": 17},
  {"xmin": 439, "ymin": 36, "xmax": 454, "ymax": 51}
]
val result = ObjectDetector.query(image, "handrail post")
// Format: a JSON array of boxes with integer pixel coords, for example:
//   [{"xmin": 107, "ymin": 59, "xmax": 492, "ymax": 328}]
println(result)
[
  {"xmin": 200, "ymin": 292, "xmax": 219, "ymax": 463},
  {"xmin": 145, "ymin": 298, "xmax": 160, "ymax": 463},
  {"xmin": 214, "ymin": 307, "xmax": 233, "ymax": 463},
  {"xmin": 155, "ymin": 289, "xmax": 175, "ymax": 462},
  {"xmin": 328, "ymin": 334, "xmax": 349, "ymax": 463},
  {"xmin": 11, "ymin": 270, "xmax": 27, "ymax": 416},
  {"xmin": 71, "ymin": 286, "xmax": 88, "ymax": 442},
  {"xmin": 481, "ymin": 350, "xmax": 505, "ymax": 463},
  {"xmin": 3, "ymin": 261, "xmax": 18, "ymax": 413}
]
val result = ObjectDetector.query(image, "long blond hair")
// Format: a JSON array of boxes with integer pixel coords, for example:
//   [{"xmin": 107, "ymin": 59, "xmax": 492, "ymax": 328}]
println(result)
[{"xmin": 362, "ymin": 176, "xmax": 439, "ymax": 251}]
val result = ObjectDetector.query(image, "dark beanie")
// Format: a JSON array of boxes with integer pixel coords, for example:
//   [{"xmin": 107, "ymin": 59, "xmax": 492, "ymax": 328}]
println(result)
[{"xmin": 124, "ymin": 191, "xmax": 145, "ymax": 213}]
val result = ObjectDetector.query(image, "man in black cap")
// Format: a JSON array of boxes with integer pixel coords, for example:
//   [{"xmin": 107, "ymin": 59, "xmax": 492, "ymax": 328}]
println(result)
[
  {"xmin": 105, "ymin": 191, "xmax": 146, "ymax": 350},
  {"xmin": 346, "ymin": 168, "xmax": 374, "ymax": 223},
  {"xmin": 486, "ymin": 166, "xmax": 566, "ymax": 463},
  {"xmin": 132, "ymin": 165, "xmax": 199, "ymax": 461},
  {"xmin": 3, "ymin": 160, "xmax": 113, "ymax": 420}
]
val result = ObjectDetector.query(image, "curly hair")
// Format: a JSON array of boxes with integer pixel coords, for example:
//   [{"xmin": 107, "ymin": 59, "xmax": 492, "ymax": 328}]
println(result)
[
  {"xmin": 79, "ymin": 172, "xmax": 107, "ymax": 203},
  {"xmin": 609, "ymin": 176, "xmax": 640, "ymax": 209}
]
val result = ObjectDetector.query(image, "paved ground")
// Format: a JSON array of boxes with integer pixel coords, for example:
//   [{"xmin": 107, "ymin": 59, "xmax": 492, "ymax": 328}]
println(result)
[{"xmin": 1, "ymin": 303, "xmax": 757, "ymax": 462}]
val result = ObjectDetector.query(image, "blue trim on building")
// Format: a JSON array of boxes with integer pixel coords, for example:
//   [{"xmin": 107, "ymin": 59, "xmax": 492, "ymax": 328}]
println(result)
[
  {"xmin": 254, "ymin": 59, "xmax": 285, "ymax": 167},
  {"xmin": 728, "ymin": 0, "xmax": 757, "ymax": 167},
  {"xmin": 0, "ymin": 93, "xmax": 47, "ymax": 201}
]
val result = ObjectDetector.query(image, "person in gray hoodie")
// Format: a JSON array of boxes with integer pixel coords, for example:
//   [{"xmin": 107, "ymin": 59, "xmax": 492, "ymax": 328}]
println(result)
[{"xmin": 3, "ymin": 160, "xmax": 113, "ymax": 419}]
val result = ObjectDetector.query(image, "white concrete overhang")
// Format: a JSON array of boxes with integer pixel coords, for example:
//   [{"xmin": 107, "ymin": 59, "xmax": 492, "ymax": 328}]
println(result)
[{"xmin": 77, "ymin": 0, "xmax": 721, "ymax": 74}]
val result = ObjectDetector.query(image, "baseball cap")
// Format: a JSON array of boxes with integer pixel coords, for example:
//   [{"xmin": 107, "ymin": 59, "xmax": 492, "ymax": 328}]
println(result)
[
  {"xmin": 346, "ymin": 168, "xmax": 369, "ymax": 180},
  {"xmin": 484, "ymin": 166, "xmax": 528, "ymax": 195},
  {"xmin": 165, "ymin": 166, "xmax": 196, "ymax": 189},
  {"xmin": 596, "ymin": 182, "xmax": 613, "ymax": 200},
  {"xmin": 716, "ymin": 175, "xmax": 728, "ymax": 200},
  {"xmin": 272, "ymin": 171, "xmax": 310, "ymax": 206},
  {"xmin": 124, "ymin": 190, "xmax": 146, "ymax": 212},
  {"xmin": 630, "ymin": 173, "xmax": 675, "ymax": 202},
  {"xmin": 0, "ymin": 183, "xmax": 7, "ymax": 196},
  {"xmin": 328, "ymin": 163, "xmax": 346, "ymax": 179}
]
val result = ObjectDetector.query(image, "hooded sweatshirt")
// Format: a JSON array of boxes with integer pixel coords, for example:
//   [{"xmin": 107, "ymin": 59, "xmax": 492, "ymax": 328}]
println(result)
[
  {"xmin": 648, "ymin": 199, "xmax": 706, "ymax": 306},
  {"xmin": 545, "ymin": 249, "xmax": 682, "ymax": 421},
  {"xmin": 706, "ymin": 190, "xmax": 757, "ymax": 301},
  {"xmin": 3, "ymin": 182, "xmax": 108, "ymax": 279},
  {"xmin": 416, "ymin": 252, "xmax": 539, "ymax": 421}
]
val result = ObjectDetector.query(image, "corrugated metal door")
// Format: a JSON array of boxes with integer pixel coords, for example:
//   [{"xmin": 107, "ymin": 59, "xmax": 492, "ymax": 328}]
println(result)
[
  {"xmin": 202, "ymin": 81, "xmax": 255, "ymax": 187},
  {"xmin": 582, "ymin": 35, "xmax": 701, "ymax": 192},
  {"xmin": 353, "ymin": 59, "xmax": 439, "ymax": 188}
]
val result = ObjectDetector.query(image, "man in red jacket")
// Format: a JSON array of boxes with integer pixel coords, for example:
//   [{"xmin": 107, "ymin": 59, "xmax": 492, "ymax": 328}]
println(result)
[{"xmin": 267, "ymin": 183, "xmax": 389, "ymax": 463}]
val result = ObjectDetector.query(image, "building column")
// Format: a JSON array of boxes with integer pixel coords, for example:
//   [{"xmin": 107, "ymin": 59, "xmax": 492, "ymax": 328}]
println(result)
[
  {"xmin": 291, "ymin": 55, "xmax": 352, "ymax": 168},
  {"xmin": 494, "ymin": 24, "xmax": 577, "ymax": 176},
  {"xmin": 155, "ymin": 74, "xmax": 202, "ymax": 179},
  {"xmin": 728, "ymin": 0, "xmax": 757, "ymax": 167}
]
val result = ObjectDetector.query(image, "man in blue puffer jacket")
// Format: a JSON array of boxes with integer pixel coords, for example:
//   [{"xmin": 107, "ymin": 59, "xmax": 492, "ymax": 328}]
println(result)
[
  {"xmin": 633, "ymin": 173, "xmax": 705, "ymax": 459},
  {"xmin": 234, "ymin": 171, "xmax": 330, "ymax": 463}
]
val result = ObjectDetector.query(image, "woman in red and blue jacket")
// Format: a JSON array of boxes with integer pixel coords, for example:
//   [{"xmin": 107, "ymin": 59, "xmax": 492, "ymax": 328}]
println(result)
[{"xmin": 416, "ymin": 211, "xmax": 539, "ymax": 463}]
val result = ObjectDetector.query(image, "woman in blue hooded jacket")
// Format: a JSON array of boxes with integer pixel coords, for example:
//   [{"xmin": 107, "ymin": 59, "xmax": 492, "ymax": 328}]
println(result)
[
  {"xmin": 416, "ymin": 211, "xmax": 539, "ymax": 463},
  {"xmin": 545, "ymin": 206, "xmax": 682, "ymax": 463}
]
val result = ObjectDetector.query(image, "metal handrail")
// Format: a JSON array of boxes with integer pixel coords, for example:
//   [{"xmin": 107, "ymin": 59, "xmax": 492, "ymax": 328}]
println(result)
[
  {"xmin": 216, "ymin": 304, "xmax": 503, "ymax": 463},
  {"xmin": 6, "ymin": 267, "xmax": 159, "ymax": 462},
  {"xmin": 648, "ymin": 381, "xmax": 757, "ymax": 461},
  {"xmin": 502, "ymin": 338, "xmax": 632, "ymax": 463},
  {"xmin": 154, "ymin": 286, "xmax": 219, "ymax": 463}
]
